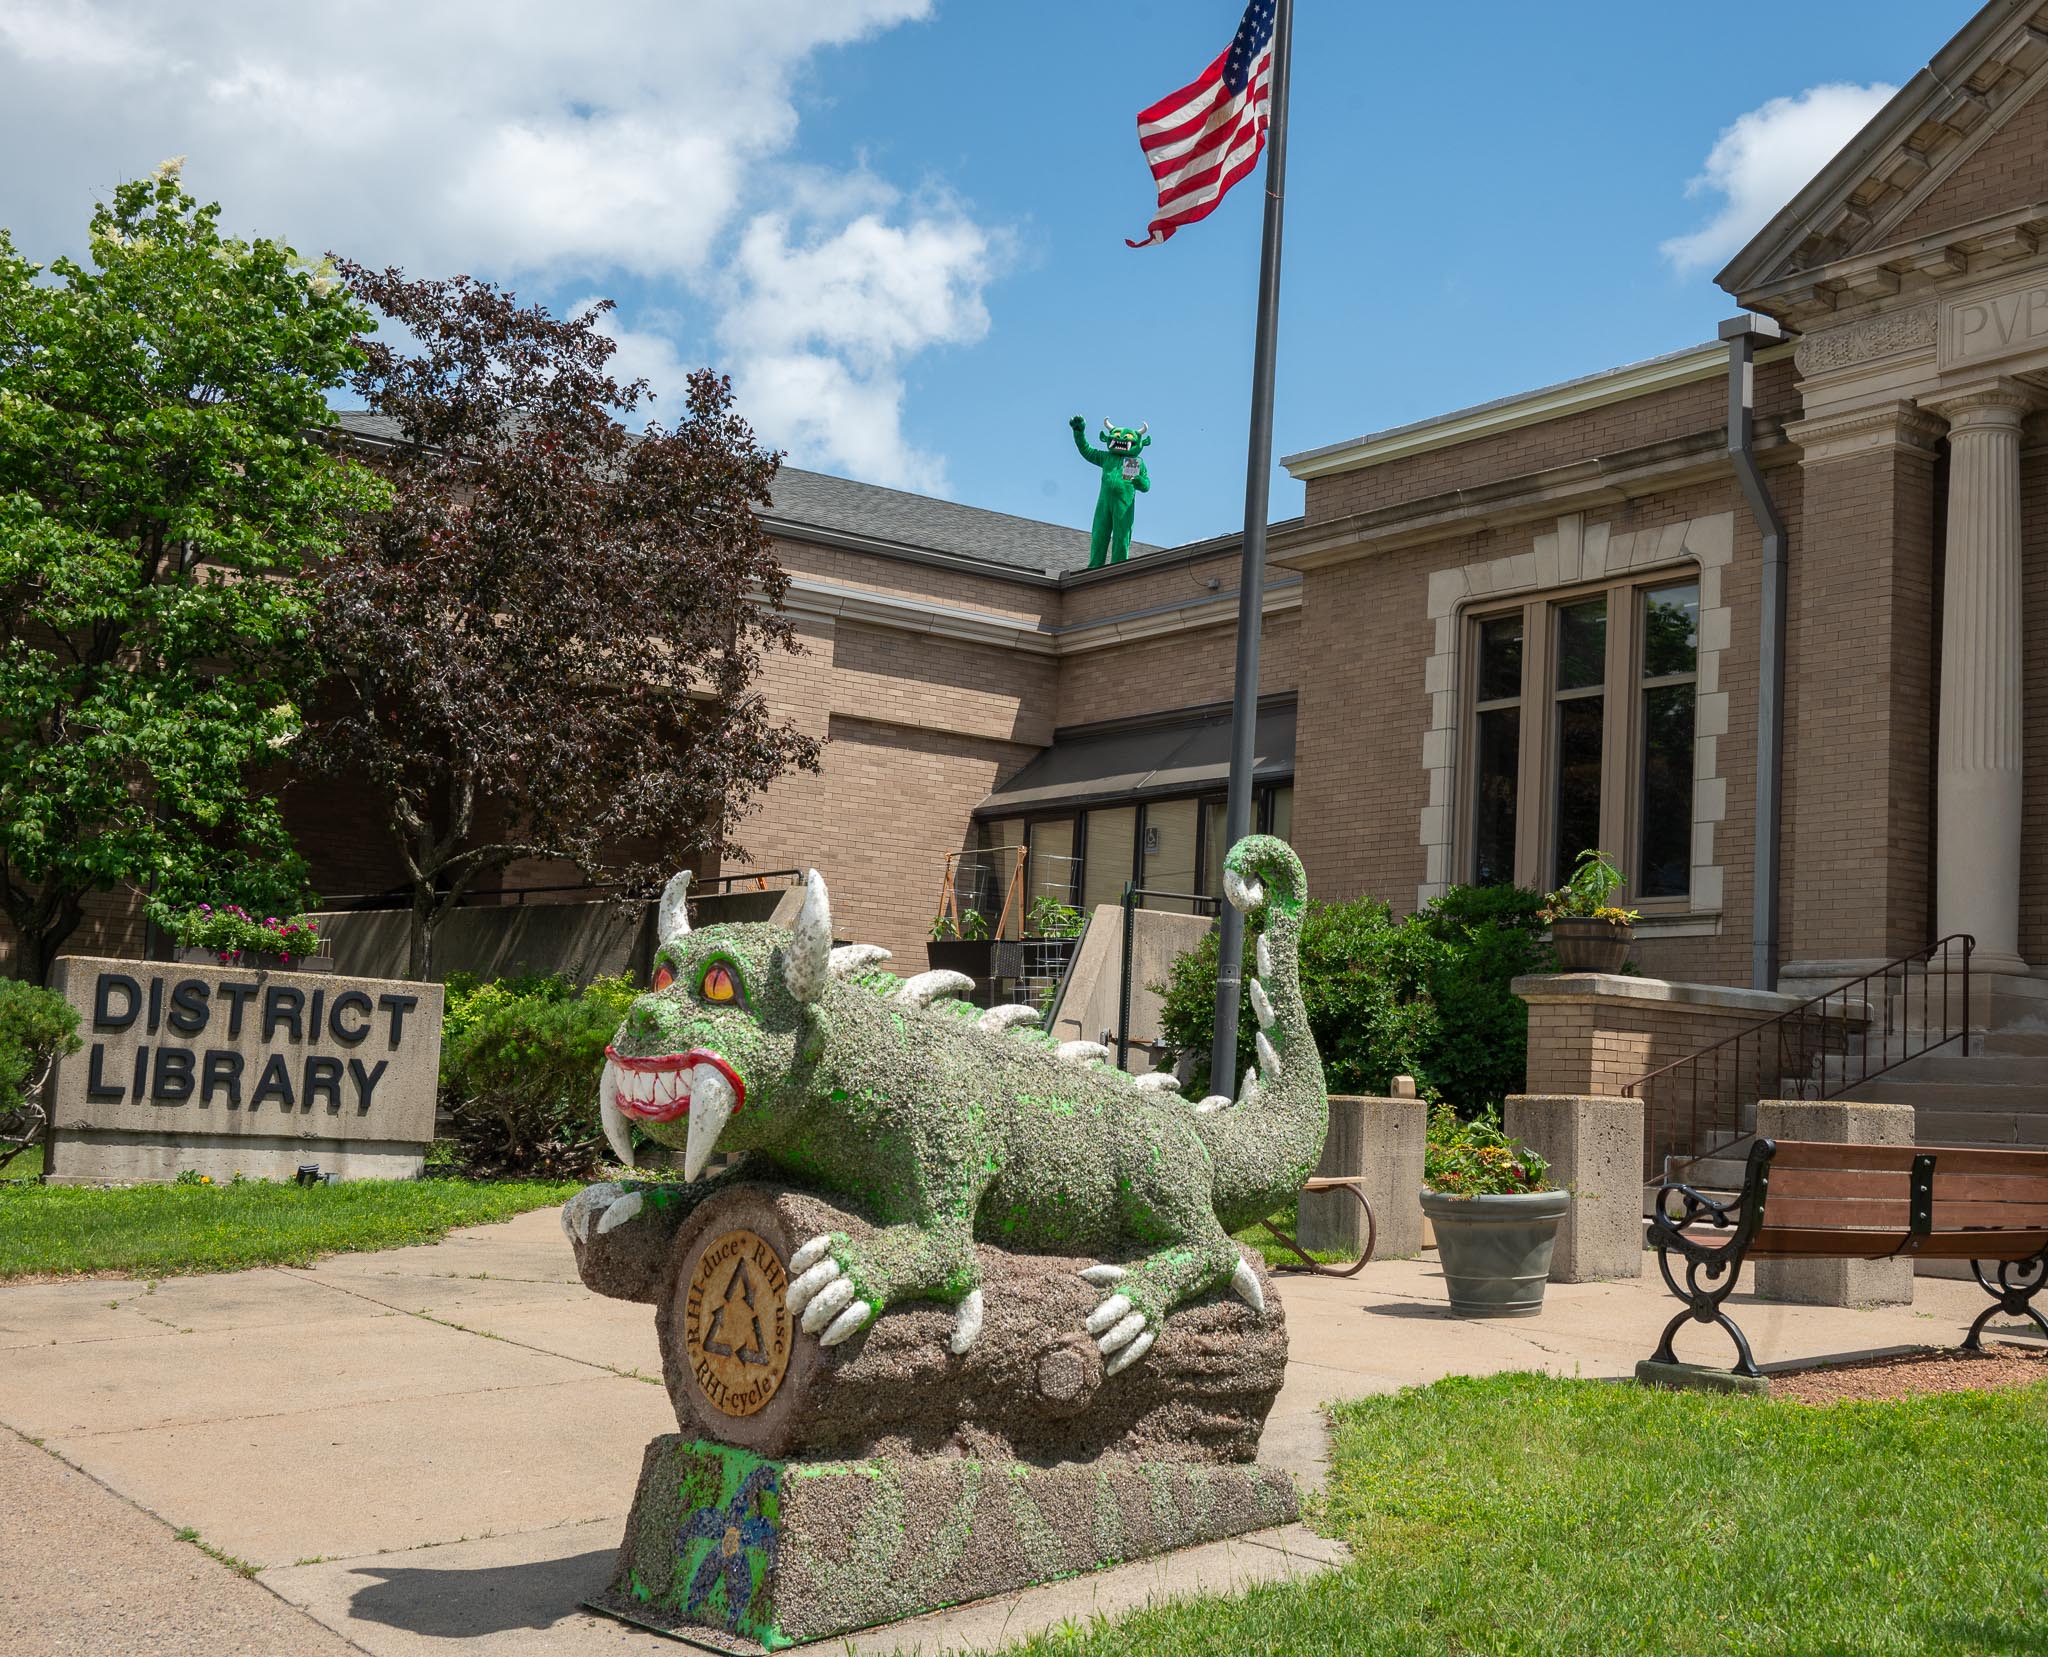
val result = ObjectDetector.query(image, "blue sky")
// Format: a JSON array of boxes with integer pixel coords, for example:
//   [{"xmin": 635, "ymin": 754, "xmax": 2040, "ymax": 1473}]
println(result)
[{"xmin": 0, "ymin": 1, "xmax": 1984, "ymax": 547}]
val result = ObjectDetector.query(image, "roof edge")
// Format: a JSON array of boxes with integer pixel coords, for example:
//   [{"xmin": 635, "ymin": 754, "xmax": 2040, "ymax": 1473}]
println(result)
[
  {"xmin": 1714, "ymin": 0, "xmax": 2036, "ymax": 297},
  {"xmin": 1280, "ymin": 342, "xmax": 1794, "ymax": 482}
]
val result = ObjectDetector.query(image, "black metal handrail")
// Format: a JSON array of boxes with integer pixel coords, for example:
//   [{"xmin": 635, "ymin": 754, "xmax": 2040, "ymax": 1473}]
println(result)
[{"xmin": 1622, "ymin": 934, "xmax": 1975, "ymax": 1184}]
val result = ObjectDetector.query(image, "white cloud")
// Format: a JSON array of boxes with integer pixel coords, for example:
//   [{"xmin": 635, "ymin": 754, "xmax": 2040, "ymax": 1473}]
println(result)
[
  {"xmin": 715, "ymin": 202, "xmax": 1000, "ymax": 487},
  {"xmin": 0, "ymin": 0, "xmax": 1006, "ymax": 485},
  {"xmin": 1661, "ymin": 82, "xmax": 1897, "ymax": 273}
]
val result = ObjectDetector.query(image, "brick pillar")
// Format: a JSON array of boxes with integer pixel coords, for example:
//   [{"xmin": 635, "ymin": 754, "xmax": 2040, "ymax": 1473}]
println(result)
[
  {"xmin": 1300, "ymin": 1091, "xmax": 1425, "ymax": 1259},
  {"xmin": 1753, "ymin": 1097, "xmax": 1915, "ymax": 1307},
  {"xmin": 1780, "ymin": 402, "xmax": 1944, "ymax": 970},
  {"xmin": 1504, "ymin": 1094, "xmax": 1644, "ymax": 1282}
]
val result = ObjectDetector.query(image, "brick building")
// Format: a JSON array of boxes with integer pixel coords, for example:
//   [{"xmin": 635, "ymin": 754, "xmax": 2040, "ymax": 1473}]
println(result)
[{"xmin": 14, "ymin": 0, "xmax": 2048, "ymax": 1030}]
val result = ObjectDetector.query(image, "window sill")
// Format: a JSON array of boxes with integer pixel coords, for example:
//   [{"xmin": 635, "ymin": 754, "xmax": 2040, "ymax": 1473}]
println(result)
[{"xmin": 1629, "ymin": 913, "xmax": 1721, "ymax": 940}]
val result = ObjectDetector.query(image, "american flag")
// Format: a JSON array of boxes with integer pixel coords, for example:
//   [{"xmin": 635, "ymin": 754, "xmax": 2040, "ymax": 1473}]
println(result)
[{"xmin": 1126, "ymin": 0, "xmax": 1277, "ymax": 248}]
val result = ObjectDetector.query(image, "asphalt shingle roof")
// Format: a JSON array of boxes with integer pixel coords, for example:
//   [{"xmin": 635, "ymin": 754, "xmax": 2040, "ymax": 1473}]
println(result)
[{"xmin": 331, "ymin": 409, "xmax": 1148, "ymax": 578}]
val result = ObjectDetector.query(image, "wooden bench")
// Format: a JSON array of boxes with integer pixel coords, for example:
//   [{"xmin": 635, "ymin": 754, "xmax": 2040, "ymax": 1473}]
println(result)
[
  {"xmin": 1645, "ymin": 1138, "xmax": 2048, "ymax": 1378},
  {"xmin": 1252, "ymin": 1176, "xmax": 1377, "ymax": 1279}
]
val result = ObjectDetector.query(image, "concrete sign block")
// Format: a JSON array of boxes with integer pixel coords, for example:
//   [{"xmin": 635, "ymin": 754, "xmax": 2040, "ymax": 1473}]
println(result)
[{"xmin": 42, "ymin": 956, "xmax": 444, "ymax": 1185}]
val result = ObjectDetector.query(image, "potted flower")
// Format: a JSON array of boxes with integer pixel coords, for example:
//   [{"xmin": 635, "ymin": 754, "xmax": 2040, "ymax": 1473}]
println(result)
[
  {"xmin": 1540, "ymin": 848, "xmax": 1639, "ymax": 973},
  {"xmin": 1420, "ymin": 1104, "xmax": 1569, "ymax": 1318},
  {"xmin": 156, "ymin": 903, "xmax": 332, "ymax": 973}
]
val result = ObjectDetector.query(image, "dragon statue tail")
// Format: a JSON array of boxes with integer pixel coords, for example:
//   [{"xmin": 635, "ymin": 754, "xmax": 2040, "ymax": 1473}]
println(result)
[{"xmin": 1193, "ymin": 835, "xmax": 1330, "ymax": 1234}]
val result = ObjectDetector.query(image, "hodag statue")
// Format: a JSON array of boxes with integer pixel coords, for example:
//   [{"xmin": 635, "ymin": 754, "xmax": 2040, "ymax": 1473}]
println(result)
[
  {"xmin": 1069, "ymin": 414, "xmax": 1151, "ymax": 567},
  {"xmin": 565, "ymin": 835, "xmax": 1328, "ymax": 1647}
]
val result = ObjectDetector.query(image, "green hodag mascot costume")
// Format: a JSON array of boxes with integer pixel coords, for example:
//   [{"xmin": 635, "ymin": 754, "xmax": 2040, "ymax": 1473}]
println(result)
[{"xmin": 1070, "ymin": 415, "xmax": 1151, "ymax": 568}]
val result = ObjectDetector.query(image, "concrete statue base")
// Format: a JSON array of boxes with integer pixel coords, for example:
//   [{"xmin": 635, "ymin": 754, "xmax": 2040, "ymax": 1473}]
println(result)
[{"xmin": 589, "ymin": 1436, "xmax": 1296, "ymax": 1650}]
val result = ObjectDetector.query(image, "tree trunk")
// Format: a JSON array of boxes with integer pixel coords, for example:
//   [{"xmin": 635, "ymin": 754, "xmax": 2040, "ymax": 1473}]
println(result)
[{"xmin": 629, "ymin": 1181, "xmax": 1289, "ymax": 1467}]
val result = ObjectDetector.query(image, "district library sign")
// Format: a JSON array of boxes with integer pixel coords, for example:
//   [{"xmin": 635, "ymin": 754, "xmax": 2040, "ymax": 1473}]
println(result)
[{"xmin": 43, "ymin": 956, "xmax": 445, "ymax": 1186}]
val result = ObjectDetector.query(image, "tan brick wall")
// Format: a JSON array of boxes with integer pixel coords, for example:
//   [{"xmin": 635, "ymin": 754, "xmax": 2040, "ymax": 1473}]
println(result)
[
  {"xmin": 1781, "ymin": 438, "xmax": 1939, "ymax": 963},
  {"xmin": 732, "ymin": 608, "xmax": 1045, "ymax": 968},
  {"xmin": 1289, "ymin": 467, "xmax": 1780, "ymax": 996},
  {"xmin": 1523, "ymin": 994, "xmax": 1777, "ymax": 1098},
  {"xmin": 1055, "ymin": 611, "xmax": 1297, "ymax": 729},
  {"xmin": 1890, "ymin": 87, "xmax": 2048, "ymax": 247},
  {"xmin": 1300, "ymin": 358, "xmax": 1799, "ymax": 527},
  {"xmin": 775, "ymin": 537, "xmax": 1058, "ymax": 625}
]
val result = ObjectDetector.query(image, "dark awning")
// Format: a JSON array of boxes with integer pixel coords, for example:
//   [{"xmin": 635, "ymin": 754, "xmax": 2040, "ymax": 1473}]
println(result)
[{"xmin": 974, "ymin": 701, "xmax": 1295, "ymax": 817}]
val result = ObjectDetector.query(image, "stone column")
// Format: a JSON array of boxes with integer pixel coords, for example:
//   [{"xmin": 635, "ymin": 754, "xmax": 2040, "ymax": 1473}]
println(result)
[
  {"xmin": 1928, "ymin": 381, "xmax": 2034, "ymax": 975},
  {"xmin": 1299, "ymin": 1092, "xmax": 1425, "ymax": 1260},
  {"xmin": 1503, "ymin": 1094, "xmax": 1643, "ymax": 1282}
]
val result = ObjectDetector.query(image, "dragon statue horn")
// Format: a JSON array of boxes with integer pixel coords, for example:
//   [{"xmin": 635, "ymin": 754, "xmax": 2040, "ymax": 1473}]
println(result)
[
  {"xmin": 784, "ymin": 869, "xmax": 833, "ymax": 1004},
  {"xmin": 656, "ymin": 869, "xmax": 693, "ymax": 947},
  {"xmin": 1137, "ymin": 422, "xmax": 1148, "ymax": 436}
]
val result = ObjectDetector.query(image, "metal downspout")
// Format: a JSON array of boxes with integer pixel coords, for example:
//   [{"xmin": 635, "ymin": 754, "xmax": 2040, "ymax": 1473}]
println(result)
[{"xmin": 1720, "ymin": 314, "xmax": 1788, "ymax": 991}]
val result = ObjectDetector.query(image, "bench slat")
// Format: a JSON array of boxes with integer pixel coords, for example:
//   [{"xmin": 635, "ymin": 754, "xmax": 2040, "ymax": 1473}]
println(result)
[
  {"xmin": 1767, "ymin": 1140, "xmax": 2048, "ymax": 1176},
  {"xmin": 1752, "ymin": 1225, "xmax": 2048, "ymax": 1261},
  {"xmin": 1760, "ymin": 1195, "xmax": 2048, "ymax": 1230},
  {"xmin": 1931, "ymin": 1172, "xmax": 2048, "ymax": 1203}
]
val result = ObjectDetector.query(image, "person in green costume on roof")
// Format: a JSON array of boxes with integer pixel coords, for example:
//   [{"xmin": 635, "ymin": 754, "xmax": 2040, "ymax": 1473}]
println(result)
[{"xmin": 1069, "ymin": 415, "xmax": 1151, "ymax": 568}]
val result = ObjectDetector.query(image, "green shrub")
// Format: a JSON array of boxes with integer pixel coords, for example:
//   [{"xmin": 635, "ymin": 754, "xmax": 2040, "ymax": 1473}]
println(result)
[
  {"xmin": 438, "ymin": 973, "xmax": 639, "ymax": 1178},
  {"xmin": 0, "ymin": 979, "xmax": 81, "ymax": 1172},
  {"xmin": 1154, "ymin": 884, "xmax": 1552, "ymax": 1112}
]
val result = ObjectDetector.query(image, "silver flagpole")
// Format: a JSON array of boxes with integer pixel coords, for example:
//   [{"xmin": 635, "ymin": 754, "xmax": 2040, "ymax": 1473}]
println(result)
[{"xmin": 1209, "ymin": 0, "xmax": 1295, "ymax": 1095}]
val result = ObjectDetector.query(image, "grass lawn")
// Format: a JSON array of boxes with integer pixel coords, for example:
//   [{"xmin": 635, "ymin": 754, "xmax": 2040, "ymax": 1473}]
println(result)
[
  {"xmin": 1, "ymin": 1144, "xmax": 42, "ymax": 1180},
  {"xmin": 1001, "ymin": 1370, "xmax": 2048, "ymax": 1656},
  {"xmin": 1234, "ymin": 1199, "xmax": 1360, "ymax": 1270},
  {"xmin": 0, "ymin": 1174, "xmax": 579, "ymax": 1280}
]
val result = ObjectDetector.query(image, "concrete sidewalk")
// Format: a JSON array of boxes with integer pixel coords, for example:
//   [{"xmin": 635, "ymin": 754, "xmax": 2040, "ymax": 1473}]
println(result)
[{"xmin": 0, "ymin": 1206, "xmax": 2026, "ymax": 1655}]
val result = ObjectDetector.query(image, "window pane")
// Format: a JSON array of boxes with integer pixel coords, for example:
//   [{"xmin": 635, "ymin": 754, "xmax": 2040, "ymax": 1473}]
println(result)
[
  {"xmin": 1201, "ymin": 799, "xmax": 1228, "ymax": 896},
  {"xmin": 1640, "ymin": 683, "xmax": 1696, "ymax": 898},
  {"xmin": 1473, "ymin": 708, "xmax": 1519, "ymax": 886},
  {"xmin": 1028, "ymin": 818, "xmax": 1077, "ymax": 917},
  {"xmin": 1080, "ymin": 807, "xmax": 1136, "ymax": 914},
  {"xmin": 1477, "ymin": 614, "xmax": 1523, "ymax": 702},
  {"xmin": 1143, "ymin": 799, "xmax": 1200, "ymax": 913},
  {"xmin": 1269, "ymin": 785, "xmax": 1294, "ymax": 844},
  {"xmin": 1555, "ymin": 598, "xmax": 1606, "ymax": 691},
  {"xmin": 1553, "ymin": 695, "xmax": 1604, "ymax": 889},
  {"xmin": 1643, "ymin": 582, "xmax": 1699, "ymax": 678},
  {"xmin": 972, "ymin": 819, "xmax": 1024, "ymax": 935}
]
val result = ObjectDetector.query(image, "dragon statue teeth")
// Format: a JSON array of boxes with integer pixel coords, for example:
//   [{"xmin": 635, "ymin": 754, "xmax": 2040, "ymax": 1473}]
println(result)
[{"xmin": 567, "ymin": 834, "xmax": 1328, "ymax": 1385}]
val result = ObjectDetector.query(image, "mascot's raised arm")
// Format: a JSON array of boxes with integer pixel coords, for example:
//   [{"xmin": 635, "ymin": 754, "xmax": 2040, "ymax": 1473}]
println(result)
[{"xmin": 1070, "ymin": 415, "xmax": 1151, "ymax": 568}]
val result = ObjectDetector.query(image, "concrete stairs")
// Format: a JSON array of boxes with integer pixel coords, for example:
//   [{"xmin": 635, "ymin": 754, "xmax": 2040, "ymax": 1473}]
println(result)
[{"xmin": 1655, "ymin": 975, "xmax": 2048, "ymax": 1195}]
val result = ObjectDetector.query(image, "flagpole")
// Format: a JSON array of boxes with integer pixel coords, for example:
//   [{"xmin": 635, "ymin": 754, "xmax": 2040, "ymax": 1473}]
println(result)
[{"xmin": 1209, "ymin": 0, "xmax": 1294, "ymax": 1096}]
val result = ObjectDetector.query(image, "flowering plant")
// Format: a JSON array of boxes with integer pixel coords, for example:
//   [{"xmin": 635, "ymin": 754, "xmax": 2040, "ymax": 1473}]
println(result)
[
  {"xmin": 1538, "ymin": 848, "xmax": 1639, "ymax": 926},
  {"xmin": 1423, "ymin": 1103, "xmax": 1555, "ymax": 1197},
  {"xmin": 154, "ymin": 902, "xmax": 322, "ymax": 964}
]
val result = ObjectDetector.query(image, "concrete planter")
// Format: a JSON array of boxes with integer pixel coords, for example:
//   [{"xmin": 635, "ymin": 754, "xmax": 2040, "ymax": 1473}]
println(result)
[
  {"xmin": 925, "ymin": 939, "xmax": 995, "ymax": 981},
  {"xmin": 1420, "ymin": 1188, "xmax": 1571, "ymax": 1318},
  {"xmin": 1549, "ymin": 917, "xmax": 1632, "ymax": 973}
]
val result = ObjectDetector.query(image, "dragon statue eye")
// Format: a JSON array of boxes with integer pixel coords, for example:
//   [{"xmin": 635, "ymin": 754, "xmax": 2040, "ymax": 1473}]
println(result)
[
  {"xmin": 651, "ymin": 964, "xmax": 675, "ymax": 992},
  {"xmin": 700, "ymin": 963, "xmax": 739, "ymax": 1003}
]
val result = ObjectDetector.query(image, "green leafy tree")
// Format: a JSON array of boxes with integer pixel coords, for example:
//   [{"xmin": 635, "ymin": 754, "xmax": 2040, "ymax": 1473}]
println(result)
[
  {"xmin": 1155, "ymin": 884, "xmax": 1553, "ymax": 1110},
  {"xmin": 0, "ymin": 164, "xmax": 385, "ymax": 982}
]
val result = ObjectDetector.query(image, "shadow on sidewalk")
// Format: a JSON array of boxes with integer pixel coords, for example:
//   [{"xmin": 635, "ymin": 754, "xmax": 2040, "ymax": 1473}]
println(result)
[{"xmin": 347, "ymin": 1549, "xmax": 614, "ymax": 1637}]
